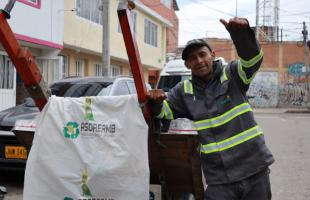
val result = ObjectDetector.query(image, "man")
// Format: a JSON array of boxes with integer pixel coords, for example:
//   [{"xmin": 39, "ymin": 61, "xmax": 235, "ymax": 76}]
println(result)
[{"xmin": 148, "ymin": 17, "xmax": 274, "ymax": 200}]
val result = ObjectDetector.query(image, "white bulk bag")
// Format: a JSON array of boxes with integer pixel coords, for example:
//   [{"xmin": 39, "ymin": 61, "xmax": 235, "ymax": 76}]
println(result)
[{"xmin": 23, "ymin": 95, "xmax": 149, "ymax": 200}]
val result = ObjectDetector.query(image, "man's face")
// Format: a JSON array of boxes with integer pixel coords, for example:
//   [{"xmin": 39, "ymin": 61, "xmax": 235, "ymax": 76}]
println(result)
[{"xmin": 184, "ymin": 46, "xmax": 215, "ymax": 80}]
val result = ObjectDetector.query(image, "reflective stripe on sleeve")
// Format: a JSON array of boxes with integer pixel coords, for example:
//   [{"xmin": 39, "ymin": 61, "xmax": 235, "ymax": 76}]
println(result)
[
  {"xmin": 237, "ymin": 50, "xmax": 263, "ymax": 85},
  {"xmin": 200, "ymin": 125, "xmax": 263, "ymax": 154},
  {"xmin": 194, "ymin": 103, "xmax": 252, "ymax": 131},
  {"xmin": 163, "ymin": 100, "xmax": 174, "ymax": 120},
  {"xmin": 238, "ymin": 61, "xmax": 258, "ymax": 85},
  {"xmin": 240, "ymin": 49, "xmax": 263, "ymax": 68},
  {"xmin": 220, "ymin": 66, "xmax": 228, "ymax": 83},
  {"xmin": 156, "ymin": 100, "xmax": 174, "ymax": 119},
  {"xmin": 183, "ymin": 80, "xmax": 193, "ymax": 94},
  {"xmin": 156, "ymin": 107, "xmax": 165, "ymax": 119}
]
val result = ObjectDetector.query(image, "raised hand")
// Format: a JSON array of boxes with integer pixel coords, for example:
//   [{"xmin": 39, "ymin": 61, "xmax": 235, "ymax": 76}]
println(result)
[{"xmin": 220, "ymin": 17, "xmax": 249, "ymax": 30}]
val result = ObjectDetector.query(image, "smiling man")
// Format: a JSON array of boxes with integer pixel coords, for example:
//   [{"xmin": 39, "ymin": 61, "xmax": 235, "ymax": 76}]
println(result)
[{"xmin": 148, "ymin": 17, "xmax": 274, "ymax": 200}]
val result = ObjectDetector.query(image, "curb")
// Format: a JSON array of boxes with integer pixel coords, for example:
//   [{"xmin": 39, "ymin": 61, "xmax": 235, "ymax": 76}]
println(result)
[
  {"xmin": 253, "ymin": 108, "xmax": 310, "ymax": 114},
  {"xmin": 285, "ymin": 109, "xmax": 310, "ymax": 114}
]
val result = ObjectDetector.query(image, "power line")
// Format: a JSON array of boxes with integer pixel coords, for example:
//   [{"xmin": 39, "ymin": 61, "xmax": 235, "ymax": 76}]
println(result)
[
  {"xmin": 278, "ymin": 8, "xmax": 310, "ymax": 19},
  {"xmin": 178, "ymin": 9, "xmax": 208, "ymax": 35},
  {"xmin": 191, "ymin": 0, "xmax": 235, "ymax": 17}
]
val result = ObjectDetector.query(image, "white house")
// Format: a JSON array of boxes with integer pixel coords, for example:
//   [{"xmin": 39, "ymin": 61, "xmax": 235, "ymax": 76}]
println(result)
[{"xmin": 0, "ymin": 0, "xmax": 64, "ymax": 111}]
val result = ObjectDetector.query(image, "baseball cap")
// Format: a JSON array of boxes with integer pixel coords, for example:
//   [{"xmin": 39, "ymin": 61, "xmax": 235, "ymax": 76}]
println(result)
[{"xmin": 182, "ymin": 39, "xmax": 213, "ymax": 60}]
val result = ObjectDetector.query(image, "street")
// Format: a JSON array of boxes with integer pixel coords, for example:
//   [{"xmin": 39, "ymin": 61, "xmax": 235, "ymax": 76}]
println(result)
[
  {"xmin": 0, "ymin": 111, "xmax": 310, "ymax": 200},
  {"xmin": 255, "ymin": 111, "xmax": 310, "ymax": 200}
]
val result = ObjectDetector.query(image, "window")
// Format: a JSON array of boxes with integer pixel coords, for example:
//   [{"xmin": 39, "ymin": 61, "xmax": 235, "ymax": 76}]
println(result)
[
  {"xmin": 95, "ymin": 63, "xmax": 103, "ymax": 76},
  {"xmin": 0, "ymin": 55, "xmax": 14, "ymax": 89},
  {"xmin": 111, "ymin": 65, "xmax": 121, "ymax": 77},
  {"xmin": 60, "ymin": 55, "xmax": 68, "ymax": 78},
  {"xmin": 75, "ymin": 59, "xmax": 85, "ymax": 77},
  {"xmin": 161, "ymin": 0, "xmax": 172, "ymax": 8},
  {"xmin": 36, "ymin": 59, "xmax": 61, "ymax": 85},
  {"xmin": 17, "ymin": 0, "xmax": 41, "ymax": 9},
  {"xmin": 118, "ymin": 11, "xmax": 137, "ymax": 34},
  {"xmin": 144, "ymin": 19, "xmax": 158, "ymax": 47},
  {"xmin": 76, "ymin": 0, "xmax": 102, "ymax": 25}
]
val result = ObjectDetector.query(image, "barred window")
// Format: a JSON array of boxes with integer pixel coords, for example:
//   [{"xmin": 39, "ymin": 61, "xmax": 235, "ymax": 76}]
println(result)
[
  {"xmin": 111, "ymin": 65, "xmax": 121, "ymax": 77},
  {"xmin": 144, "ymin": 19, "xmax": 158, "ymax": 47},
  {"xmin": 76, "ymin": 0, "xmax": 102, "ymax": 25},
  {"xmin": 95, "ymin": 63, "xmax": 103, "ymax": 76},
  {"xmin": 75, "ymin": 59, "xmax": 85, "ymax": 77},
  {"xmin": 36, "ymin": 58, "xmax": 61, "ymax": 84},
  {"xmin": 0, "ymin": 55, "xmax": 14, "ymax": 89},
  {"xmin": 60, "ymin": 55, "xmax": 68, "ymax": 78}
]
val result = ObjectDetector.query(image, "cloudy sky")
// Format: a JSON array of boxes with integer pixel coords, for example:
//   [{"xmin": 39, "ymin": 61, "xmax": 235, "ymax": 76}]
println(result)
[{"xmin": 176, "ymin": 0, "xmax": 310, "ymax": 45}]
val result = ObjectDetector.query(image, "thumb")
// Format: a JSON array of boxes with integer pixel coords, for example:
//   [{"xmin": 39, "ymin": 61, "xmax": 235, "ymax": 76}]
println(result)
[{"xmin": 219, "ymin": 19, "xmax": 228, "ymax": 28}]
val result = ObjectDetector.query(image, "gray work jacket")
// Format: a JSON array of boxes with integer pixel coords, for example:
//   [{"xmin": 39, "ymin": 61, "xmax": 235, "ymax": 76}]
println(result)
[{"xmin": 156, "ymin": 27, "xmax": 274, "ymax": 184}]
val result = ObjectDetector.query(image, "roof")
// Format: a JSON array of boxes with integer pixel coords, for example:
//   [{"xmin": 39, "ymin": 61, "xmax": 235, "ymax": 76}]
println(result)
[{"xmin": 173, "ymin": 0, "xmax": 179, "ymax": 11}]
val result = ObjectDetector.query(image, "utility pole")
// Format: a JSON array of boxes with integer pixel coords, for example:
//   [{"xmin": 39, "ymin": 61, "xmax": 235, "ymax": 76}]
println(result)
[
  {"xmin": 302, "ymin": 21, "xmax": 309, "ymax": 106},
  {"xmin": 102, "ymin": 0, "xmax": 110, "ymax": 76},
  {"xmin": 255, "ymin": 0, "xmax": 259, "ymax": 39}
]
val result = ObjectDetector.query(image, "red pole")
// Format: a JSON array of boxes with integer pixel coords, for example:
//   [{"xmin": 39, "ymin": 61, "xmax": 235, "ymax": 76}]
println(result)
[{"xmin": 117, "ymin": 5, "xmax": 151, "ymax": 120}]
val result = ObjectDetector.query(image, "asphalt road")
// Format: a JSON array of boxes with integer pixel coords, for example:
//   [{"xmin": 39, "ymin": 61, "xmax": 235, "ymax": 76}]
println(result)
[
  {"xmin": 0, "ymin": 170, "xmax": 23, "ymax": 200},
  {"xmin": 255, "ymin": 112, "xmax": 310, "ymax": 200},
  {"xmin": 0, "ymin": 112, "xmax": 310, "ymax": 200}
]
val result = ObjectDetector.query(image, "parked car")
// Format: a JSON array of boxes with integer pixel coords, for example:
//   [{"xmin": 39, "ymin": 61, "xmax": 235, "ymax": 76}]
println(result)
[{"xmin": 0, "ymin": 76, "xmax": 150, "ymax": 170}]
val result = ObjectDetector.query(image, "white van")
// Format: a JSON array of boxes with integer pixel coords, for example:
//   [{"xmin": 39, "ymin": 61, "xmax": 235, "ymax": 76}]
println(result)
[{"xmin": 157, "ymin": 59, "xmax": 191, "ymax": 92}]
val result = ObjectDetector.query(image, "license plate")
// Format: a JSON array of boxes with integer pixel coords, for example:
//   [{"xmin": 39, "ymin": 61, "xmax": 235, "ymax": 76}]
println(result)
[{"xmin": 5, "ymin": 146, "xmax": 27, "ymax": 159}]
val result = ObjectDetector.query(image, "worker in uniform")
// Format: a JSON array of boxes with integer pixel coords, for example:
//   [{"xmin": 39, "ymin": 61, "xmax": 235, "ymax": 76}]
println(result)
[{"xmin": 147, "ymin": 17, "xmax": 274, "ymax": 200}]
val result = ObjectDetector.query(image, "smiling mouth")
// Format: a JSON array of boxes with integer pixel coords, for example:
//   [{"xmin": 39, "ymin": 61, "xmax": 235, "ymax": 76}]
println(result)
[{"xmin": 197, "ymin": 65, "xmax": 207, "ymax": 70}]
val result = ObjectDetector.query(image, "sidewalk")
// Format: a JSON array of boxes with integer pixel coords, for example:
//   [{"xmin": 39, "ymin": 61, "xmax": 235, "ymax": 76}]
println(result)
[{"xmin": 253, "ymin": 107, "xmax": 310, "ymax": 114}]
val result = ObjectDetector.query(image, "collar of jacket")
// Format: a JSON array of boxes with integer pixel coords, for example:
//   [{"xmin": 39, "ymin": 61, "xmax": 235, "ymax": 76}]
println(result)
[{"xmin": 191, "ymin": 60, "xmax": 223, "ymax": 89}]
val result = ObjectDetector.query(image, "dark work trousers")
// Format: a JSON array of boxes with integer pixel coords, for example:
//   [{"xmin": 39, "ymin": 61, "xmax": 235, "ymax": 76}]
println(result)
[{"xmin": 204, "ymin": 168, "xmax": 272, "ymax": 200}]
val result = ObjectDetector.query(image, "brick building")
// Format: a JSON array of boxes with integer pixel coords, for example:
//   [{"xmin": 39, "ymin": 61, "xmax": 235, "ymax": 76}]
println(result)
[{"xmin": 178, "ymin": 38, "xmax": 310, "ymax": 108}]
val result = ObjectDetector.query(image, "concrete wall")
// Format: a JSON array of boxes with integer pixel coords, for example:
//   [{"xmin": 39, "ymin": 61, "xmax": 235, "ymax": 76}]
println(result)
[
  {"xmin": 248, "ymin": 72, "xmax": 279, "ymax": 107},
  {"xmin": 248, "ymin": 70, "xmax": 309, "ymax": 108},
  {"xmin": 208, "ymin": 39, "xmax": 310, "ymax": 108}
]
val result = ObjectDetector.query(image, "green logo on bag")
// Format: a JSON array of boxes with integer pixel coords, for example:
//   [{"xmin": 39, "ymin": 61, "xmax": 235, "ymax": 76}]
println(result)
[
  {"xmin": 85, "ymin": 97, "xmax": 95, "ymax": 121},
  {"xmin": 81, "ymin": 169, "xmax": 92, "ymax": 197},
  {"xmin": 63, "ymin": 121, "xmax": 80, "ymax": 139}
]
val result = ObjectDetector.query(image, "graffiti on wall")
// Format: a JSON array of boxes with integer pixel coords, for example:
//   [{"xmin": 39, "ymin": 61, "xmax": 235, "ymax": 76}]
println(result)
[
  {"xmin": 278, "ymin": 62, "xmax": 309, "ymax": 107},
  {"xmin": 247, "ymin": 72, "xmax": 279, "ymax": 107},
  {"xmin": 279, "ymin": 83, "xmax": 308, "ymax": 106},
  {"xmin": 288, "ymin": 63, "xmax": 310, "ymax": 76}
]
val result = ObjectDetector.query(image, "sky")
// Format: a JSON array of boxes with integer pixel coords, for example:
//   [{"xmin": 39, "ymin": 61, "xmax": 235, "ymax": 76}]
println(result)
[{"xmin": 176, "ymin": 0, "xmax": 310, "ymax": 45}]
